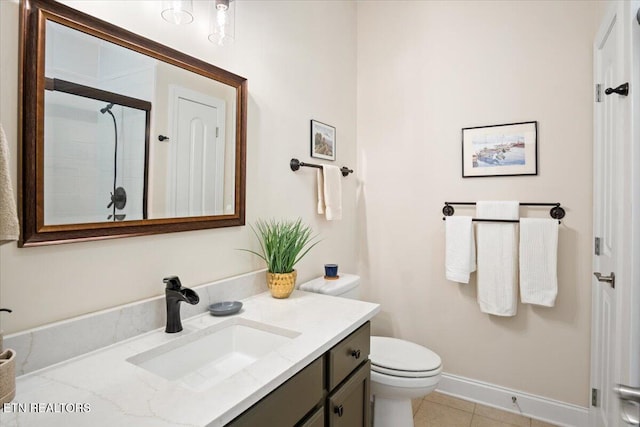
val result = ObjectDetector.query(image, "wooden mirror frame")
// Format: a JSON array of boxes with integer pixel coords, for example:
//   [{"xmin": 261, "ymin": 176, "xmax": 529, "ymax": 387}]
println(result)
[{"xmin": 19, "ymin": 0, "xmax": 247, "ymax": 246}]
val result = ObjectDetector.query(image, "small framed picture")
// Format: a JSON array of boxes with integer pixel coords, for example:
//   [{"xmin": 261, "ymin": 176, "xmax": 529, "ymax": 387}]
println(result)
[
  {"xmin": 310, "ymin": 120, "xmax": 336, "ymax": 161},
  {"xmin": 462, "ymin": 121, "xmax": 538, "ymax": 178}
]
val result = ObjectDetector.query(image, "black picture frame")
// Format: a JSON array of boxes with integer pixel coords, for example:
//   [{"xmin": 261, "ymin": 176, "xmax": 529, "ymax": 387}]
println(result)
[
  {"xmin": 462, "ymin": 121, "xmax": 538, "ymax": 178},
  {"xmin": 310, "ymin": 120, "xmax": 336, "ymax": 161}
]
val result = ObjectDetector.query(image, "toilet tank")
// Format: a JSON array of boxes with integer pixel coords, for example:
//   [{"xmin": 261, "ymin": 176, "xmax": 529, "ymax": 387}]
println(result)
[{"xmin": 298, "ymin": 274, "xmax": 361, "ymax": 299}]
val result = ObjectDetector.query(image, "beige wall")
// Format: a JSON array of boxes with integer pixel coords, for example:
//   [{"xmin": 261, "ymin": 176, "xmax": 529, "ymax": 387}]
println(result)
[
  {"xmin": 0, "ymin": 0, "xmax": 357, "ymax": 333},
  {"xmin": 356, "ymin": 1, "xmax": 604, "ymax": 407}
]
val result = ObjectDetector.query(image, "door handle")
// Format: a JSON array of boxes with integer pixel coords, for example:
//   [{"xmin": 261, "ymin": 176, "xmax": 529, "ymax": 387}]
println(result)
[
  {"xmin": 605, "ymin": 82, "xmax": 629, "ymax": 96},
  {"xmin": 594, "ymin": 272, "xmax": 615, "ymax": 288},
  {"xmin": 616, "ymin": 384, "xmax": 640, "ymax": 425},
  {"xmin": 616, "ymin": 385, "xmax": 640, "ymax": 403}
]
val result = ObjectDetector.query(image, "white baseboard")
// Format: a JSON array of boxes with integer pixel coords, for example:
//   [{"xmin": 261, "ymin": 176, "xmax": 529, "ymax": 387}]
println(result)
[{"xmin": 437, "ymin": 372, "xmax": 589, "ymax": 427}]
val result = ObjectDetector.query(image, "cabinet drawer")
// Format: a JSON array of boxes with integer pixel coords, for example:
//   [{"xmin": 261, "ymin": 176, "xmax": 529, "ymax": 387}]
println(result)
[
  {"xmin": 327, "ymin": 360, "xmax": 371, "ymax": 427},
  {"xmin": 297, "ymin": 405, "xmax": 324, "ymax": 427},
  {"xmin": 228, "ymin": 356, "xmax": 324, "ymax": 427},
  {"xmin": 327, "ymin": 322, "xmax": 370, "ymax": 390}
]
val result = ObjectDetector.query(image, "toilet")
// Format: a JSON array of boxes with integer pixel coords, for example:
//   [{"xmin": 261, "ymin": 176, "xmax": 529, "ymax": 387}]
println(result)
[{"xmin": 299, "ymin": 274, "xmax": 442, "ymax": 427}]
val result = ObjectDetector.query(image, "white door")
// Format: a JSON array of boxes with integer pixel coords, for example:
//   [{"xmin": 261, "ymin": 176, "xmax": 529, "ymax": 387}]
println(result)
[
  {"xmin": 168, "ymin": 87, "xmax": 226, "ymax": 217},
  {"xmin": 591, "ymin": 2, "xmax": 640, "ymax": 426}
]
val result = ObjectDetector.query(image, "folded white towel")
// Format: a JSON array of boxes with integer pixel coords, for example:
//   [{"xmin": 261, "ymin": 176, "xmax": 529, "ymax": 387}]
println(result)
[
  {"xmin": 476, "ymin": 201, "xmax": 519, "ymax": 316},
  {"xmin": 317, "ymin": 165, "xmax": 342, "ymax": 220},
  {"xmin": 519, "ymin": 218, "xmax": 558, "ymax": 307},
  {"xmin": 445, "ymin": 216, "xmax": 476, "ymax": 283},
  {"xmin": 0, "ymin": 124, "xmax": 19, "ymax": 244},
  {"xmin": 316, "ymin": 169, "xmax": 325, "ymax": 215}
]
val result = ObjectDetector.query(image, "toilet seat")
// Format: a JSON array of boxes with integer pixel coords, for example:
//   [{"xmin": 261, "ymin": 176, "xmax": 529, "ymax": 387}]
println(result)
[
  {"xmin": 370, "ymin": 336, "xmax": 442, "ymax": 378},
  {"xmin": 371, "ymin": 369, "xmax": 441, "ymax": 390},
  {"xmin": 372, "ymin": 363, "xmax": 442, "ymax": 378}
]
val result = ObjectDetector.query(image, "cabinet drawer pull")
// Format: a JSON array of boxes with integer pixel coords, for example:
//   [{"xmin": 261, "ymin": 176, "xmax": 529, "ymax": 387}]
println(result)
[
  {"xmin": 350, "ymin": 349, "xmax": 361, "ymax": 359},
  {"xmin": 334, "ymin": 405, "xmax": 344, "ymax": 417}
]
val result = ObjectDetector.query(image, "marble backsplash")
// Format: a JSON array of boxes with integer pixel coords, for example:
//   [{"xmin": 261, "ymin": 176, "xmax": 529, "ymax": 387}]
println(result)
[{"xmin": 4, "ymin": 269, "xmax": 267, "ymax": 376}]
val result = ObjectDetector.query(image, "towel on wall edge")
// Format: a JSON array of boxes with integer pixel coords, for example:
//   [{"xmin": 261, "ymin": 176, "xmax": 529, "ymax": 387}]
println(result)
[
  {"xmin": 476, "ymin": 201, "xmax": 519, "ymax": 316},
  {"xmin": 316, "ymin": 165, "xmax": 342, "ymax": 220},
  {"xmin": 0, "ymin": 124, "xmax": 19, "ymax": 243},
  {"xmin": 519, "ymin": 218, "xmax": 559, "ymax": 307},
  {"xmin": 445, "ymin": 216, "xmax": 476, "ymax": 283}
]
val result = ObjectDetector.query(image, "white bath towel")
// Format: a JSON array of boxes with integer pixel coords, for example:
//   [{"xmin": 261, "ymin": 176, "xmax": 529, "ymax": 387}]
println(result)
[
  {"xmin": 316, "ymin": 169, "xmax": 325, "ymax": 215},
  {"xmin": 0, "ymin": 124, "xmax": 19, "ymax": 243},
  {"xmin": 519, "ymin": 218, "xmax": 558, "ymax": 307},
  {"xmin": 317, "ymin": 165, "xmax": 342, "ymax": 220},
  {"xmin": 476, "ymin": 201, "xmax": 519, "ymax": 316},
  {"xmin": 445, "ymin": 216, "xmax": 476, "ymax": 283}
]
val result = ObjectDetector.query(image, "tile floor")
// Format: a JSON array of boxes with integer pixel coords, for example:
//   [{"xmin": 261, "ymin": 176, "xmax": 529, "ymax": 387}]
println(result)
[{"xmin": 411, "ymin": 392, "xmax": 560, "ymax": 427}]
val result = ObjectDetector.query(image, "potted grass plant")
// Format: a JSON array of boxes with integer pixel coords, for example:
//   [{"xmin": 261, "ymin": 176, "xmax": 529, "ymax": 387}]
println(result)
[{"xmin": 242, "ymin": 218, "xmax": 320, "ymax": 298}]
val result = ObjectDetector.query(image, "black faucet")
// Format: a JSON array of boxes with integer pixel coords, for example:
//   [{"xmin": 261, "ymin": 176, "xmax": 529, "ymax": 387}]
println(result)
[{"xmin": 164, "ymin": 276, "xmax": 200, "ymax": 333}]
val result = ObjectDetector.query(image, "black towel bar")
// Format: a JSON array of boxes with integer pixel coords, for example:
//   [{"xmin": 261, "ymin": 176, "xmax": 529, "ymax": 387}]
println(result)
[
  {"xmin": 290, "ymin": 158, "xmax": 353, "ymax": 177},
  {"xmin": 442, "ymin": 202, "xmax": 565, "ymax": 224}
]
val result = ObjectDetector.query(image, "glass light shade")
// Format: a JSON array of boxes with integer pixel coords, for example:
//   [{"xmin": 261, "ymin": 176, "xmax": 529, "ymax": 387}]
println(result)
[
  {"xmin": 161, "ymin": 0, "xmax": 194, "ymax": 25},
  {"xmin": 208, "ymin": 0, "xmax": 235, "ymax": 46}
]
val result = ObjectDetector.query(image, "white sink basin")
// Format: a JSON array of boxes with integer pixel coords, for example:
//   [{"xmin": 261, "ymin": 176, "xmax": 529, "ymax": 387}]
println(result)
[{"xmin": 127, "ymin": 317, "xmax": 300, "ymax": 391}]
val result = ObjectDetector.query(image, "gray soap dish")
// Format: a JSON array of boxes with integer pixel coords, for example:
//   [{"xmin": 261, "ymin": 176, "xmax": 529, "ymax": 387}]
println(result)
[{"xmin": 208, "ymin": 301, "xmax": 243, "ymax": 316}]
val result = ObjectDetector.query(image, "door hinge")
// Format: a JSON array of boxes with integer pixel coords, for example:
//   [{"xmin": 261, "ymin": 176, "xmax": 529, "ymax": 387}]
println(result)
[
  {"xmin": 592, "ymin": 388, "xmax": 599, "ymax": 407},
  {"xmin": 216, "ymin": 127, "xmax": 219, "ymax": 138},
  {"xmin": 596, "ymin": 84, "xmax": 603, "ymax": 103},
  {"xmin": 595, "ymin": 237, "xmax": 601, "ymax": 256}
]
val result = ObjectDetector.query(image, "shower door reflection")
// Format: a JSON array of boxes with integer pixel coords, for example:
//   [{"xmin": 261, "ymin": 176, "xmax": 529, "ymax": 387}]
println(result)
[{"xmin": 44, "ymin": 88, "xmax": 149, "ymax": 225}]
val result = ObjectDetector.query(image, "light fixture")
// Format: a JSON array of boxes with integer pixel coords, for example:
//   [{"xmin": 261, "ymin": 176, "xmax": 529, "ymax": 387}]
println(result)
[
  {"xmin": 208, "ymin": 0, "xmax": 235, "ymax": 46},
  {"xmin": 161, "ymin": 0, "xmax": 194, "ymax": 25}
]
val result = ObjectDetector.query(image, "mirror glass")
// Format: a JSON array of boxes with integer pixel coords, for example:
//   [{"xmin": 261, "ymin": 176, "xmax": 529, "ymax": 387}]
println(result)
[
  {"xmin": 44, "ymin": 21, "xmax": 237, "ymax": 224},
  {"xmin": 20, "ymin": 0, "xmax": 246, "ymax": 246}
]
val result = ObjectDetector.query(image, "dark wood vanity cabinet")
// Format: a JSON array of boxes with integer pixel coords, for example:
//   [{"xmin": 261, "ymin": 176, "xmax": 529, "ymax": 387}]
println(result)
[
  {"xmin": 324, "ymin": 321, "xmax": 371, "ymax": 427},
  {"xmin": 327, "ymin": 321, "xmax": 370, "ymax": 391},
  {"xmin": 228, "ymin": 322, "xmax": 371, "ymax": 427},
  {"xmin": 300, "ymin": 406, "xmax": 325, "ymax": 427},
  {"xmin": 227, "ymin": 356, "xmax": 324, "ymax": 427},
  {"xmin": 326, "ymin": 361, "xmax": 371, "ymax": 427}
]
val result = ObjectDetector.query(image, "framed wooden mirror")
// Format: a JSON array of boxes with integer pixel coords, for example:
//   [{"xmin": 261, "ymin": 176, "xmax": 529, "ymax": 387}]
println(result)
[{"xmin": 19, "ymin": 0, "xmax": 247, "ymax": 246}]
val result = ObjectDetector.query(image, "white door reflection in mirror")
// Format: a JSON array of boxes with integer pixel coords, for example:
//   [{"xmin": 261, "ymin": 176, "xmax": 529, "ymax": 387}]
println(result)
[{"xmin": 170, "ymin": 88, "xmax": 225, "ymax": 217}]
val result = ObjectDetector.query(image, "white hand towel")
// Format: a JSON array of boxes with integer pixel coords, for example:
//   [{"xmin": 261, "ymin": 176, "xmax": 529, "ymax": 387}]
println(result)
[
  {"xmin": 0, "ymin": 124, "xmax": 19, "ymax": 243},
  {"xmin": 445, "ymin": 216, "xmax": 476, "ymax": 283},
  {"xmin": 316, "ymin": 169, "xmax": 325, "ymax": 215},
  {"xmin": 476, "ymin": 201, "xmax": 519, "ymax": 316},
  {"xmin": 317, "ymin": 165, "xmax": 342, "ymax": 221},
  {"xmin": 519, "ymin": 218, "xmax": 558, "ymax": 307}
]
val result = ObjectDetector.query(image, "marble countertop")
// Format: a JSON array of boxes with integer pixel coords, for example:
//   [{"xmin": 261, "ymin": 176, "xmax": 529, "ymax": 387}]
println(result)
[{"xmin": 3, "ymin": 291, "xmax": 380, "ymax": 427}]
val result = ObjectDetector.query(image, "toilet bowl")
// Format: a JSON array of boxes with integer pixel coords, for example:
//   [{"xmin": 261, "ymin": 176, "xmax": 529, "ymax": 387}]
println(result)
[
  {"xmin": 370, "ymin": 336, "xmax": 441, "ymax": 426},
  {"xmin": 299, "ymin": 274, "xmax": 442, "ymax": 427}
]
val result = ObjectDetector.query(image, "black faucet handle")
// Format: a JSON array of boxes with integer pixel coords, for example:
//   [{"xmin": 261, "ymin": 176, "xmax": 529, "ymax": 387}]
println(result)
[{"xmin": 163, "ymin": 276, "xmax": 182, "ymax": 290}]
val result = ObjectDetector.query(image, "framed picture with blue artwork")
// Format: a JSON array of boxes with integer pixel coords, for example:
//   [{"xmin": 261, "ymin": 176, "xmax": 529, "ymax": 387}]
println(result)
[
  {"xmin": 462, "ymin": 121, "xmax": 538, "ymax": 178},
  {"xmin": 310, "ymin": 120, "xmax": 336, "ymax": 161}
]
